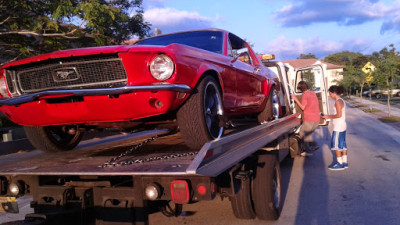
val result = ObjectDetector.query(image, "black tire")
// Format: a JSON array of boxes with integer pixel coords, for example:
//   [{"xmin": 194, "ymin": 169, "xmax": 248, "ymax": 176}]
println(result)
[
  {"xmin": 252, "ymin": 154, "xmax": 282, "ymax": 220},
  {"xmin": 177, "ymin": 76, "xmax": 224, "ymax": 149},
  {"xmin": 230, "ymin": 174, "xmax": 256, "ymax": 219},
  {"xmin": 375, "ymin": 93, "xmax": 381, "ymax": 99},
  {"xmin": 24, "ymin": 125, "xmax": 84, "ymax": 153},
  {"xmin": 257, "ymin": 86, "xmax": 277, "ymax": 123}
]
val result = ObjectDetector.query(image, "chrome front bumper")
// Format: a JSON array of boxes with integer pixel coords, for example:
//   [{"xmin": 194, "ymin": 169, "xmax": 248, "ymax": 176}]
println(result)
[{"xmin": 0, "ymin": 84, "xmax": 191, "ymax": 106}]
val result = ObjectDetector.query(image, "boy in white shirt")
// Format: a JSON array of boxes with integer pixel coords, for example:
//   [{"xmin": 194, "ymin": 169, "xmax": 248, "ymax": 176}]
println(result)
[{"xmin": 322, "ymin": 85, "xmax": 348, "ymax": 170}]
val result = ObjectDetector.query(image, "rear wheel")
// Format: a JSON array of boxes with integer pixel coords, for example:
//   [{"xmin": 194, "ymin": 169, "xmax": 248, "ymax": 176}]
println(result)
[
  {"xmin": 24, "ymin": 125, "xmax": 84, "ymax": 153},
  {"xmin": 230, "ymin": 164, "xmax": 256, "ymax": 219},
  {"xmin": 177, "ymin": 75, "xmax": 224, "ymax": 149},
  {"xmin": 252, "ymin": 154, "xmax": 282, "ymax": 220}
]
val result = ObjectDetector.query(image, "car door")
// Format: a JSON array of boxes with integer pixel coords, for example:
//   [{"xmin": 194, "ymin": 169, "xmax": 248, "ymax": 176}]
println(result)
[
  {"xmin": 228, "ymin": 33, "xmax": 264, "ymax": 108},
  {"xmin": 289, "ymin": 64, "xmax": 330, "ymax": 126}
]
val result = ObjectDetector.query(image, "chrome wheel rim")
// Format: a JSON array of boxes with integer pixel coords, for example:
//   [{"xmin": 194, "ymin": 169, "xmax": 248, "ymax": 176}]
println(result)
[
  {"xmin": 203, "ymin": 82, "xmax": 224, "ymax": 139},
  {"xmin": 272, "ymin": 89, "xmax": 279, "ymax": 120},
  {"xmin": 45, "ymin": 125, "xmax": 79, "ymax": 145}
]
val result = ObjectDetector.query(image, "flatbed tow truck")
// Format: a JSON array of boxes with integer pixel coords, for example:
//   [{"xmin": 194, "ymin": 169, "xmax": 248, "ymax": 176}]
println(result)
[{"xmin": 0, "ymin": 59, "xmax": 329, "ymax": 225}]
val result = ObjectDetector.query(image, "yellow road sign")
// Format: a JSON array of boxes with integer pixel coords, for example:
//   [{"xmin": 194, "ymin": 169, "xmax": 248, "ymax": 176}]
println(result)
[
  {"xmin": 366, "ymin": 75, "xmax": 373, "ymax": 82},
  {"xmin": 362, "ymin": 62, "xmax": 375, "ymax": 74}
]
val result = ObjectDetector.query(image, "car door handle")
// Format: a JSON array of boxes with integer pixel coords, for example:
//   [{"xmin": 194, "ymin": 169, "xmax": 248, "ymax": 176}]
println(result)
[{"xmin": 254, "ymin": 67, "xmax": 261, "ymax": 73}]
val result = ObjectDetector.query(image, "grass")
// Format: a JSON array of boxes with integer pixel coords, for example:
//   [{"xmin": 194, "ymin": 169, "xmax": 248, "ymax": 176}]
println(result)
[
  {"xmin": 354, "ymin": 104, "xmax": 367, "ymax": 108},
  {"xmin": 378, "ymin": 117, "xmax": 400, "ymax": 123},
  {"xmin": 363, "ymin": 108, "xmax": 382, "ymax": 113},
  {"xmin": 346, "ymin": 99, "xmax": 358, "ymax": 104}
]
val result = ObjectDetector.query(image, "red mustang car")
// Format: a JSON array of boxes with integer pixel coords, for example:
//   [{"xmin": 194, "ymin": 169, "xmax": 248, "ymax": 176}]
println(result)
[{"xmin": 0, "ymin": 29, "xmax": 277, "ymax": 152}]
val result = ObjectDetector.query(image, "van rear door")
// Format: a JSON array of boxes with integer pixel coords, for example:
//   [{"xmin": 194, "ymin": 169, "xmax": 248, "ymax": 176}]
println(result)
[{"xmin": 289, "ymin": 63, "xmax": 330, "ymax": 126}]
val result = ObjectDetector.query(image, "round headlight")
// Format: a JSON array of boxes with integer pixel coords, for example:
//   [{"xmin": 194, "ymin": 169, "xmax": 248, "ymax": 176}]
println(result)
[{"xmin": 150, "ymin": 55, "xmax": 174, "ymax": 81}]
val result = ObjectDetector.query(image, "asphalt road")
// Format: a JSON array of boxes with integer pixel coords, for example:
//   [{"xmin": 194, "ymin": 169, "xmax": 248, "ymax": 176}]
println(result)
[
  {"xmin": 1, "ymin": 102, "xmax": 400, "ymax": 225},
  {"xmin": 149, "ymin": 101, "xmax": 400, "ymax": 225}
]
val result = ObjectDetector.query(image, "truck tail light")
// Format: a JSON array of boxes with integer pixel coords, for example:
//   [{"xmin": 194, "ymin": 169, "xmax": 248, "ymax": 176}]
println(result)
[
  {"xmin": 170, "ymin": 180, "xmax": 189, "ymax": 204},
  {"xmin": 197, "ymin": 185, "xmax": 207, "ymax": 195}
]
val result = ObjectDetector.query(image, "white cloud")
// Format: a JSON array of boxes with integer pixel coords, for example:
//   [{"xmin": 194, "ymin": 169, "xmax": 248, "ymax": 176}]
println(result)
[
  {"xmin": 273, "ymin": 0, "xmax": 397, "ymax": 29},
  {"xmin": 144, "ymin": 8, "xmax": 213, "ymax": 33},
  {"xmin": 266, "ymin": 35, "xmax": 371, "ymax": 60}
]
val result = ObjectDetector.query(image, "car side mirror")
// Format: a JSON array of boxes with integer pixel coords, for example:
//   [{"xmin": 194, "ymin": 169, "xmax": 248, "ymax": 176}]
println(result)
[{"xmin": 231, "ymin": 52, "xmax": 247, "ymax": 63}]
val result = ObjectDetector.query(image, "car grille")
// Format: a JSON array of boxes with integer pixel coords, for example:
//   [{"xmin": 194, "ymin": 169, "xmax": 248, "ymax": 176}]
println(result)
[{"xmin": 6, "ymin": 54, "xmax": 128, "ymax": 95}]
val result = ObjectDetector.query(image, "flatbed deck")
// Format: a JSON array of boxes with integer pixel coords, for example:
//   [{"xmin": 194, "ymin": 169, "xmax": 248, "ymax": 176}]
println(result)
[{"xmin": 0, "ymin": 114, "xmax": 300, "ymax": 177}]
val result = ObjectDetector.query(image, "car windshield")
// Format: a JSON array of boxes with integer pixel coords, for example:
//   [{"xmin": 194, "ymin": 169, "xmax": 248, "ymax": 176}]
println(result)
[{"xmin": 135, "ymin": 31, "xmax": 224, "ymax": 54}]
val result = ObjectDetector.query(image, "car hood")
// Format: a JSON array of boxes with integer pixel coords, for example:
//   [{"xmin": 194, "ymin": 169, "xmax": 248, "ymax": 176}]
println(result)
[{"xmin": 2, "ymin": 45, "xmax": 134, "ymax": 69}]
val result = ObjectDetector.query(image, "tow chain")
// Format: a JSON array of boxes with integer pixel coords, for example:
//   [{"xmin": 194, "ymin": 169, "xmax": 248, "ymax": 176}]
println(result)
[{"xmin": 99, "ymin": 134, "xmax": 198, "ymax": 168}]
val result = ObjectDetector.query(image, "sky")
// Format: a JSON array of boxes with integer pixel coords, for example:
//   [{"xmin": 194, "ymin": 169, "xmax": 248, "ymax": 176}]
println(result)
[{"xmin": 140, "ymin": 0, "xmax": 400, "ymax": 61}]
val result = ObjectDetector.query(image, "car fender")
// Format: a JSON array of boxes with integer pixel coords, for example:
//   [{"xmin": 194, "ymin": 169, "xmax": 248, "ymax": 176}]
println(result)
[{"xmin": 196, "ymin": 64, "xmax": 225, "ymax": 94}]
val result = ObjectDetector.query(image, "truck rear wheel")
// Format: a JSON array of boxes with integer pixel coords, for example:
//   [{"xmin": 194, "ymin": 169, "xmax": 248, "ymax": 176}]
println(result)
[
  {"xmin": 24, "ymin": 125, "xmax": 84, "ymax": 153},
  {"xmin": 252, "ymin": 154, "xmax": 282, "ymax": 220},
  {"xmin": 230, "ymin": 175, "xmax": 256, "ymax": 219},
  {"xmin": 177, "ymin": 75, "xmax": 224, "ymax": 149}
]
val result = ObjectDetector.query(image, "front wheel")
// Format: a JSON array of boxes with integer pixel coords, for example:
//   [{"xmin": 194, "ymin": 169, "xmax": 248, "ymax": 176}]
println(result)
[
  {"xmin": 177, "ymin": 76, "xmax": 224, "ymax": 149},
  {"xmin": 24, "ymin": 125, "xmax": 84, "ymax": 153}
]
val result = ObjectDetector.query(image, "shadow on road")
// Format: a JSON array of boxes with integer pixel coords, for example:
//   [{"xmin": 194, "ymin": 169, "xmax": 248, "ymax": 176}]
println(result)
[{"xmin": 294, "ymin": 126, "xmax": 332, "ymax": 225}]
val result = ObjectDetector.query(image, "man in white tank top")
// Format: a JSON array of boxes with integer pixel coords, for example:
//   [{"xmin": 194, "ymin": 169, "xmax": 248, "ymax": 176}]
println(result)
[{"xmin": 322, "ymin": 85, "xmax": 348, "ymax": 170}]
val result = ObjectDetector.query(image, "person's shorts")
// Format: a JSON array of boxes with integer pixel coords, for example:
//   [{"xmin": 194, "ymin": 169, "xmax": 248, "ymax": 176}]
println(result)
[{"xmin": 331, "ymin": 131, "xmax": 347, "ymax": 151}]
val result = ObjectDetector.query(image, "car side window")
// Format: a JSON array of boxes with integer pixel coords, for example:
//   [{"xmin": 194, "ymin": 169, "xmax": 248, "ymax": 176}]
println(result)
[{"xmin": 228, "ymin": 33, "xmax": 253, "ymax": 65}]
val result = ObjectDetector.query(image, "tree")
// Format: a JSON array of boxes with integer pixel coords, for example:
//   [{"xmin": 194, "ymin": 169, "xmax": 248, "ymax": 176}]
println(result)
[
  {"xmin": 297, "ymin": 53, "xmax": 317, "ymax": 59},
  {"xmin": 323, "ymin": 51, "xmax": 365, "ymax": 66},
  {"xmin": 371, "ymin": 44, "xmax": 400, "ymax": 117},
  {"xmin": 0, "ymin": 0, "xmax": 151, "ymax": 65},
  {"xmin": 324, "ymin": 51, "xmax": 374, "ymax": 99},
  {"xmin": 342, "ymin": 64, "xmax": 368, "ymax": 101},
  {"xmin": 337, "ymin": 69, "xmax": 355, "ymax": 96}
]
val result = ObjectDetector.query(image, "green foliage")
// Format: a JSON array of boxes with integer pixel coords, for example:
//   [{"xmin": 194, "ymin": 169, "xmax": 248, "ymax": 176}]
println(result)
[
  {"xmin": 303, "ymin": 70, "xmax": 316, "ymax": 89},
  {"xmin": 323, "ymin": 51, "xmax": 365, "ymax": 66},
  {"xmin": 297, "ymin": 53, "xmax": 317, "ymax": 59},
  {"xmin": 371, "ymin": 44, "xmax": 400, "ymax": 91},
  {"xmin": 324, "ymin": 51, "xmax": 371, "ymax": 94},
  {"xmin": 0, "ymin": 0, "xmax": 151, "ymax": 65},
  {"xmin": 370, "ymin": 44, "xmax": 400, "ymax": 116}
]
